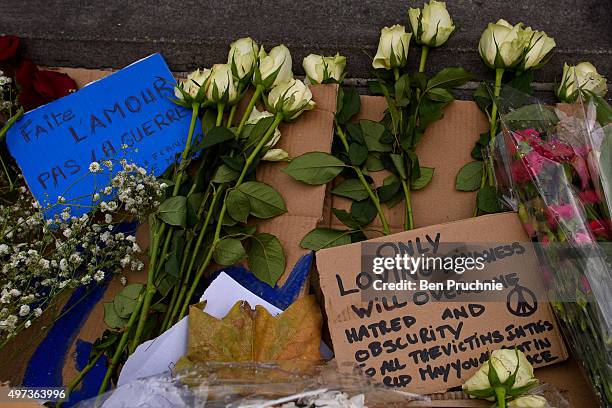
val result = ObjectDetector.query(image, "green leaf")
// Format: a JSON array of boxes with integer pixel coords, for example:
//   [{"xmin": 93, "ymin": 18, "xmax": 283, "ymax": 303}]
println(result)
[
  {"xmin": 473, "ymin": 83, "xmax": 492, "ymax": 113},
  {"xmin": 243, "ymin": 116, "xmax": 275, "ymax": 148},
  {"xmin": 394, "ymin": 74, "xmax": 411, "ymax": 106},
  {"xmin": 360, "ymin": 120, "xmax": 392, "ymax": 152},
  {"xmin": 390, "ymin": 154, "xmax": 407, "ymax": 179},
  {"xmin": 471, "ymin": 132, "xmax": 490, "ymax": 160},
  {"xmin": 426, "ymin": 87, "xmax": 454, "ymax": 103},
  {"xmin": 187, "ymin": 192, "xmax": 205, "ymax": 228},
  {"xmin": 349, "ymin": 143, "xmax": 368, "ymax": 166},
  {"xmin": 121, "ymin": 284, "xmax": 143, "ymax": 300},
  {"xmin": 351, "ymin": 199, "xmax": 377, "ymax": 226},
  {"xmin": 238, "ymin": 181, "xmax": 287, "ymax": 219},
  {"xmin": 283, "ymin": 152, "xmax": 345, "ymax": 185},
  {"xmin": 456, "ymin": 161, "xmax": 484, "ymax": 192},
  {"xmin": 226, "ymin": 189, "xmax": 250, "ymax": 223},
  {"xmin": 198, "ymin": 126, "xmax": 235, "ymax": 149},
  {"xmin": 366, "ymin": 154, "xmax": 385, "ymax": 171},
  {"xmin": 336, "ymin": 86, "xmax": 361, "ymax": 125},
  {"xmin": 346, "ymin": 123, "xmax": 365, "ymax": 145},
  {"xmin": 104, "ymin": 303, "xmax": 127, "ymax": 329},
  {"xmin": 158, "ymin": 196, "xmax": 187, "ymax": 227},
  {"xmin": 212, "ymin": 164, "xmax": 239, "ymax": 183},
  {"xmin": 378, "ymin": 174, "xmax": 400, "ymax": 202},
  {"xmin": 248, "ymin": 233, "xmax": 285, "ymax": 287},
  {"xmin": 426, "ymin": 67, "xmax": 472, "ymax": 91},
  {"xmin": 332, "ymin": 178, "xmax": 369, "ymax": 201},
  {"xmin": 300, "ymin": 228, "xmax": 352, "ymax": 250},
  {"xmin": 213, "ymin": 238, "xmax": 246, "ymax": 265},
  {"xmin": 331, "ymin": 208, "xmax": 361, "ymax": 230},
  {"xmin": 411, "ymin": 167, "xmax": 434, "ymax": 190},
  {"xmin": 502, "ymin": 104, "xmax": 559, "ymax": 131},
  {"xmin": 477, "ymin": 185, "xmax": 502, "ymax": 213}
]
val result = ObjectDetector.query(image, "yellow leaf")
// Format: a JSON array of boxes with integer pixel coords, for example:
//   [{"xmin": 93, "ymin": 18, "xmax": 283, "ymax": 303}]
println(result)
[{"xmin": 184, "ymin": 296, "xmax": 322, "ymax": 363}]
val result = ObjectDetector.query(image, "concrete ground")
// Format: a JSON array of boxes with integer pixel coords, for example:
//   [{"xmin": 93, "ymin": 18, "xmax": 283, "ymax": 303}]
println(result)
[{"xmin": 0, "ymin": 0, "xmax": 609, "ymax": 100}]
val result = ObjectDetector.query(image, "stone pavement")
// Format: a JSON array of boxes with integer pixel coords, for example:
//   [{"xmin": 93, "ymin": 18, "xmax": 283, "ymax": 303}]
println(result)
[{"xmin": 0, "ymin": 0, "xmax": 610, "ymax": 98}]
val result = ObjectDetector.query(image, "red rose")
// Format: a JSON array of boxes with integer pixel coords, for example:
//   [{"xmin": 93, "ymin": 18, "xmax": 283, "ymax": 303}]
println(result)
[
  {"xmin": 578, "ymin": 190, "xmax": 600, "ymax": 205},
  {"xmin": 589, "ymin": 219, "xmax": 611, "ymax": 240},
  {"xmin": 15, "ymin": 59, "xmax": 76, "ymax": 110},
  {"xmin": 0, "ymin": 35, "xmax": 20, "ymax": 61},
  {"xmin": 33, "ymin": 70, "xmax": 76, "ymax": 100},
  {"xmin": 539, "ymin": 139, "xmax": 575, "ymax": 162}
]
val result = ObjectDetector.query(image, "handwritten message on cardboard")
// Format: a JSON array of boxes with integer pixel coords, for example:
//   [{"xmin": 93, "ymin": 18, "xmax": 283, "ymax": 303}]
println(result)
[
  {"xmin": 6, "ymin": 53, "xmax": 200, "ymax": 217},
  {"xmin": 316, "ymin": 213, "xmax": 567, "ymax": 394}
]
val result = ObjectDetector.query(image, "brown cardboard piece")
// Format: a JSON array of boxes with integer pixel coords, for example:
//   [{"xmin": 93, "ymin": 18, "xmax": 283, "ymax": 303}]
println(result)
[
  {"xmin": 316, "ymin": 213, "xmax": 568, "ymax": 394},
  {"xmin": 0, "ymin": 67, "xmax": 336, "ymax": 386},
  {"xmin": 328, "ymin": 97, "xmax": 488, "ymax": 233}
]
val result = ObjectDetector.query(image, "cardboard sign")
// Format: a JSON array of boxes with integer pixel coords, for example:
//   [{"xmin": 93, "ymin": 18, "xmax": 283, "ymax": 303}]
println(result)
[
  {"xmin": 316, "ymin": 213, "xmax": 567, "ymax": 394},
  {"xmin": 6, "ymin": 53, "xmax": 200, "ymax": 218}
]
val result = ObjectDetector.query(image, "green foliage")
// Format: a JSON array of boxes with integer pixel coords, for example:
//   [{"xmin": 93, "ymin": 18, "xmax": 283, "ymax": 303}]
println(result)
[
  {"xmin": 158, "ymin": 196, "xmax": 187, "ymax": 227},
  {"xmin": 283, "ymin": 152, "xmax": 345, "ymax": 185},
  {"xmin": 237, "ymin": 181, "xmax": 286, "ymax": 219},
  {"xmin": 456, "ymin": 161, "xmax": 484, "ymax": 192},
  {"xmin": 300, "ymin": 228, "xmax": 352, "ymax": 250},
  {"xmin": 247, "ymin": 233, "xmax": 285, "ymax": 287}
]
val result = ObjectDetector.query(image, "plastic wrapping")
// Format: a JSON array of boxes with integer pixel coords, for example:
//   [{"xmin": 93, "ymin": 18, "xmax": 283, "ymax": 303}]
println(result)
[
  {"xmin": 73, "ymin": 361, "xmax": 427, "ymax": 407},
  {"xmin": 492, "ymin": 88, "xmax": 612, "ymax": 405}
]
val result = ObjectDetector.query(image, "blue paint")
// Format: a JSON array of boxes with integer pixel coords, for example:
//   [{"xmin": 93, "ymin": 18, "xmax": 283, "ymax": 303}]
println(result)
[
  {"xmin": 6, "ymin": 53, "xmax": 201, "ymax": 219},
  {"xmin": 213, "ymin": 252, "xmax": 314, "ymax": 310},
  {"xmin": 23, "ymin": 222, "xmax": 137, "ymax": 406},
  {"xmin": 23, "ymin": 283, "xmax": 107, "ymax": 388}
]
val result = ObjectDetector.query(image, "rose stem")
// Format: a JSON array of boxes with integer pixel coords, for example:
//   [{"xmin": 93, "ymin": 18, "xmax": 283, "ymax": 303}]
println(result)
[
  {"xmin": 418, "ymin": 46, "xmax": 429, "ymax": 73},
  {"xmin": 335, "ymin": 124, "xmax": 390, "ymax": 235},
  {"xmin": 178, "ymin": 114, "xmax": 283, "ymax": 319},
  {"xmin": 235, "ymin": 84, "xmax": 264, "ymax": 137},
  {"xmin": 129, "ymin": 102, "xmax": 200, "ymax": 352}
]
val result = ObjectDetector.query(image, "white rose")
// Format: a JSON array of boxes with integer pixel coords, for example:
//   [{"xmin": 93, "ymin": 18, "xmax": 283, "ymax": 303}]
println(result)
[
  {"xmin": 302, "ymin": 53, "xmax": 347, "ymax": 84},
  {"xmin": 205, "ymin": 64, "xmax": 238, "ymax": 104},
  {"xmin": 479, "ymin": 20, "xmax": 529, "ymax": 69},
  {"xmin": 266, "ymin": 79, "xmax": 316, "ymax": 120},
  {"xmin": 463, "ymin": 349, "xmax": 537, "ymax": 401},
  {"xmin": 262, "ymin": 148, "xmax": 289, "ymax": 162},
  {"xmin": 247, "ymin": 108, "xmax": 281, "ymax": 147},
  {"xmin": 522, "ymin": 28, "xmax": 555, "ymax": 70},
  {"xmin": 174, "ymin": 68, "xmax": 210, "ymax": 101},
  {"xmin": 228, "ymin": 37, "xmax": 259, "ymax": 81},
  {"xmin": 508, "ymin": 395, "xmax": 548, "ymax": 408},
  {"xmin": 255, "ymin": 44, "xmax": 293, "ymax": 89},
  {"xmin": 372, "ymin": 25, "xmax": 411, "ymax": 70},
  {"xmin": 408, "ymin": 0, "xmax": 455, "ymax": 47},
  {"xmin": 556, "ymin": 62, "xmax": 608, "ymax": 103}
]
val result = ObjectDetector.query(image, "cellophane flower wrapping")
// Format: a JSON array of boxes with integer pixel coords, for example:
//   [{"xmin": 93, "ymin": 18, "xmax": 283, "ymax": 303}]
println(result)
[
  {"xmin": 72, "ymin": 361, "xmax": 427, "ymax": 408},
  {"xmin": 491, "ymin": 89, "xmax": 612, "ymax": 405}
]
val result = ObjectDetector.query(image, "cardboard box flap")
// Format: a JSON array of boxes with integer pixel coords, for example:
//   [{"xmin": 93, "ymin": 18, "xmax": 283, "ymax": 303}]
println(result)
[{"xmin": 316, "ymin": 213, "xmax": 568, "ymax": 394}]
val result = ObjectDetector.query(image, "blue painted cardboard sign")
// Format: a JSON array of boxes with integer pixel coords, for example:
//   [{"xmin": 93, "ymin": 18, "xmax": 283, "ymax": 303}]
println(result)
[{"xmin": 6, "ymin": 53, "xmax": 200, "ymax": 218}]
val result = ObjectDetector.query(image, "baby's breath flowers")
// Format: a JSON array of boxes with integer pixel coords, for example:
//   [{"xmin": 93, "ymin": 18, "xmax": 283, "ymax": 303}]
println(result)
[{"xmin": 0, "ymin": 158, "xmax": 165, "ymax": 344}]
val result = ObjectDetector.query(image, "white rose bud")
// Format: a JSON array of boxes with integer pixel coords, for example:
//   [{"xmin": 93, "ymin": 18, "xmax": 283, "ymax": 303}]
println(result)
[
  {"xmin": 408, "ymin": 0, "xmax": 455, "ymax": 47},
  {"xmin": 302, "ymin": 53, "xmax": 347, "ymax": 84},
  {"xmin": 508, "ymin": 395, "xmax": 548, "ymax": 408},
  {"xmin": 522, "ymin": 28, "xmax": 555, "ymax": 70},
  {"xmin": 463, "ymin": 349, "xmax": 537, "ymax": 401},
  {"xmin": 266, "ymin": 79, "xmax": 315, "ymax": 120},
  {"xmin": 373, "ymin": 25, "xmax": 411, "ymax": 70},
  {"xmin": 174, "ymin": 68, "xmax": 210, "ymax": 102},
  {"xmin": 255, "ymin": 44, "xmax": 293, "ymax": 89},
  {"xmin": 556, "ymin": 62, "xmax": 608, "ymax": 103},
  {"xmin": 247, "ymin": 108, "xmax": 282, "ymax": 147},
  {"xmin": 479, "ymin": 20, "xmax": 529, "ymax": 69},
  {"xmin": 262, "ymin": 148, "xmax": 289, "ymax": 162},
  {"xmin": 228, "ymin": 37, "xmax": 259, "ymax": 81},
  {"xmin": 205, "ymin": 64, "xmax": 238, "ymax": 104}
]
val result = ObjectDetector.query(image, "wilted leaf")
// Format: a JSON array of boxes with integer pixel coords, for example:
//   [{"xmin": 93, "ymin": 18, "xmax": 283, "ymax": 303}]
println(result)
[{"xmin": 183, "ymin": 297, "xmax": 321, "ymax": 363}]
